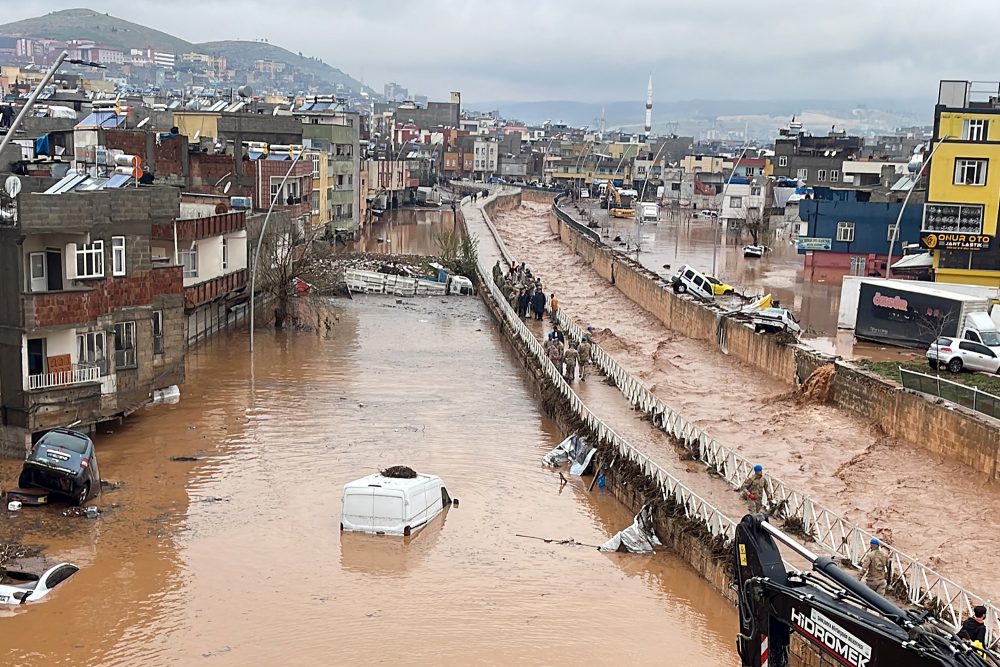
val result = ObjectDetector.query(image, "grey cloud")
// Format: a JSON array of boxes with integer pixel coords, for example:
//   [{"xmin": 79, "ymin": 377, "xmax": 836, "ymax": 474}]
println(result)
[{"xmin": 7, "ymin": 0, "xmax": 1000, "ymax": 105}]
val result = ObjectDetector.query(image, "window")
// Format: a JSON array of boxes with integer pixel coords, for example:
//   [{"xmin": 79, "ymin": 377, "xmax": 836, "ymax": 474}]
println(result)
[
  {"xmin": 75, "ymin": 241, "xmax": 104, "ymax": 279},
  {"xmin": 180, "ymin": 248, "xmax": 198, "ymax": 278},
  {"xmin": 817, "ymin": 169, "xmax": 827, "ymax": 181},
  {"xmin": 778, "ymin": 156, "xmax": 788, "ymax": 167},
  {"xmin": 964, "ymin": 119, "xmax": 989, "ymax": 142},
  {"xmin": 311, "ymin": 156, "xmax": 320, "ymax": 178},
  {"xmin": 152, "ymin": 310, "xmax": 164, "ymax": 355},
  {"xmin": 114, "ymin": 321, "xmax": 136, "ymax": 369},
  {"xmin": 796, "ymin": 168, "xmax": 808, "ymax": 180},
  {"xmin": 111, "ymin": 236, "xmax": 126, "ymax": 276},
  {"xmin": 729, "ymin": 196, "xmax": 742, "ymax": 208},
  {"xmin": 750, "ymin": 186, "xmax": 762, "ymax": 196},
  {"xmin": 77, "ymin": 331, "xmax": 107, "ymax": 375},
  {"xmin": 830, "ymin": 170, "xmax": 840, "ymax": 182},
  {"xmin": 887, "ymin": 224, "xmax": 899, "ymax": 242},
  {"xmin": 954, "ymin": 158, "xmax": 987, "ymax": 185},
  {"xmin": 836, "ymin": 221, "xmax": 855, "ymax": 242},
  {"xmin": 221, "ymin": 237, "xmax": 229, "ymax": 271}
]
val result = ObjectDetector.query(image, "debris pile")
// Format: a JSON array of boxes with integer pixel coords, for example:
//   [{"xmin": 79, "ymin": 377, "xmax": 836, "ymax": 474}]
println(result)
[{"xmin": 380, "ymin": 465, "xmax": 418, "ymax": 479}]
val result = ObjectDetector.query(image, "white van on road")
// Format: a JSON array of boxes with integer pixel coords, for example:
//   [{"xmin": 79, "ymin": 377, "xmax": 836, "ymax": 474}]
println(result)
[{"xmin": 341, "ymin": 472, "xmax": 452, "ymax": 537}]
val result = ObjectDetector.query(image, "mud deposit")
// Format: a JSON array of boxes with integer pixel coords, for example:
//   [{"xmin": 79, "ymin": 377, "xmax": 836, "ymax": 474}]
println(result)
[
  {"xmin": 493, "ymin": 200, "xmax": 1000, "ymax": 601},
  {"xmin": 0, "ymin": 296, "xmax": 736, "ymax": 666}
]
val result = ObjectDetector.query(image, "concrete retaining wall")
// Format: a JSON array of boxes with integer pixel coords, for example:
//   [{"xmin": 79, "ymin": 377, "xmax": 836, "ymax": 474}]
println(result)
[
  {"xmin": 468, "ymin": 191, "xmax": 832, "ymax": 667},
  {"xmin": 549, "ymin": 202, "xmax": 1000, "ymax": 479}
]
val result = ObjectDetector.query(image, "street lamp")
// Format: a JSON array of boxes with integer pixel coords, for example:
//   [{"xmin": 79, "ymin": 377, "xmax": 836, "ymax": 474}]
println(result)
[
  {"xmin": 712, "ymin": 143, "xmax": 753, "ymax": 276},
  {"xmin": 249, "ymin": 148, "xmax": 305, "ymax": 352},
  {"xmin": 886, "ymin": 135, "xmax": 953, "ymax": 278},
  {"xmin": 0, "ymin": 51, "xmax": 105, "ymax": 159}
]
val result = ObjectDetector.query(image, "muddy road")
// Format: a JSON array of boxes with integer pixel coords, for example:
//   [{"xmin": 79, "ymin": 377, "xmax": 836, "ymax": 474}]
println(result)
[
  {"xmin": 493, "ymin": 200, "xmax": 1000, "ymax": 601},
  {"xmin": 1, "ymin": 296, "xmax": 737, "ymax": 666}
]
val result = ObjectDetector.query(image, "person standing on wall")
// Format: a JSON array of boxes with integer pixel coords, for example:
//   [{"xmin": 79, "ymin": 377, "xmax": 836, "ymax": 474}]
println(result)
[{"xmin": 859, "ymin": 538, "xmax": 890, "ymax": 596}]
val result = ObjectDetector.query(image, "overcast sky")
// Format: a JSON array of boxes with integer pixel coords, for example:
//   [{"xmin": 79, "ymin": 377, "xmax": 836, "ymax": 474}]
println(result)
[{"xmin": 6, "ymin": 1, "xmax": 999, "ymax": 105}]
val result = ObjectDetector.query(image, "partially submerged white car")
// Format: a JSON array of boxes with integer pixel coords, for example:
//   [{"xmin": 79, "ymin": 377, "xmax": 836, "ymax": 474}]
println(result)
[
  {"xmin": 341, "ymin": 472, "xmax": 452, "ymax": 537},
  {"xmin": 752, "ymin": 307, "xmax": 802, "ymax": 336},
  {"xmin": 0, "ymin": 562, "xmax": 78, "ymax": 605}
]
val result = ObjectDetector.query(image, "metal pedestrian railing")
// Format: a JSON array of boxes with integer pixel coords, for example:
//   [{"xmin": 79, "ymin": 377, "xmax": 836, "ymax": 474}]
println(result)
[
  {"xmin": 900, "ymin": 367, "xmax": 1000, "ymax": 420},
  {"xmin": 467, "ymin": 190, "xmax": 739, "ymax": 545},
  {"xmin": 468, "ymin": 187, "xmax": 1000, "ymax": 644}
]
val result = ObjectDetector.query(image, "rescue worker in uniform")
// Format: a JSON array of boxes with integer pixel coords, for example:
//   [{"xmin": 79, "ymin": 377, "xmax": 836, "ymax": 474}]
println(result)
[
  {"xmin": 578, "ymin": 336, "xmax": 592, "ymax": 381},
  {"xmin": 859, "ymin": 537, "xmax": 890, "ymax": 596},
  {"xmin": 739, "ymin": 464, "xmax": 766, "ymax": 513},
  {"xmin": 563, "ymin": 343, "xmax": 579, "ymax": 382}
]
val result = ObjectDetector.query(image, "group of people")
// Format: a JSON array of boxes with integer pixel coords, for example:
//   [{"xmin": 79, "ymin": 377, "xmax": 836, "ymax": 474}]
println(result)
[
  {"xmin": 544, "ymin": 328, "xmax": 592, "ymax": 383},
  {"xmin": 495, "ymin": 260, "xmax": 556, "ymax": 323},
  {"xmin": 492, "ymin": 260, "xmax": 591, "ymax": 382}
]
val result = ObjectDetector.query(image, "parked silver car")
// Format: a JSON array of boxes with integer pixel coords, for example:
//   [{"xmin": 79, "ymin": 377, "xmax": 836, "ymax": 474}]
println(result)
[{"xmin": 926, "ymin": 337, "xmax": 1000, "ymax": 374}]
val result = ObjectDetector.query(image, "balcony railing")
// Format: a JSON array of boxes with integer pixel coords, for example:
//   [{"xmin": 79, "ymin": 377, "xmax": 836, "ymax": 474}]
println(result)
[{"xmin": 27, "ymin": 363, "xmax": 101, "ymax": 391}]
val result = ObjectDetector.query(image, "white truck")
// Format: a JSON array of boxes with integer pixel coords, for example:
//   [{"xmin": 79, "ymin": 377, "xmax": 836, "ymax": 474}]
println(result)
[{"xmin": 638, "ymin": 202, "xmax": 659, "ymax": 224}]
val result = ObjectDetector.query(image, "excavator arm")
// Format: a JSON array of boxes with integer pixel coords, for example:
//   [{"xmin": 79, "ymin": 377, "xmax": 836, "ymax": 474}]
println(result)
[{"xmin": 735, "ymin": 515, "xmax": 995, "ymax": 667}]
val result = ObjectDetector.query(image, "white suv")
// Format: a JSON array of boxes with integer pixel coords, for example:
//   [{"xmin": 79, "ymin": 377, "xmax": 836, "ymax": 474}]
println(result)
[{"xmin": 927, "ymin": 337, "xmax": 1000, "ymax": 374}]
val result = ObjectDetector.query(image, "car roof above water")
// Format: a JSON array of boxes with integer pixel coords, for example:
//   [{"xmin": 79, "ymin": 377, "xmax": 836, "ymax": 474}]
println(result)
[{"xmin": 343, "ymin": 473, "xmax": 442, "ymax": 493}]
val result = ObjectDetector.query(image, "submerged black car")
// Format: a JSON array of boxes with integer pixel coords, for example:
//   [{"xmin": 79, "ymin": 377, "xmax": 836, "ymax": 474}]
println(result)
[{"xmin": 18, "ymin": 428, "xmax": 101, "ymax": 506}]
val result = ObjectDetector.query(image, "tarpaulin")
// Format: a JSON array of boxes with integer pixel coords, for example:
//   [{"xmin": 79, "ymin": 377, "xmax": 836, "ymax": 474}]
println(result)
[
  {"xmin": 542, "ymin": 434, "xmax": 597, "ymax": 476},
  {"xmin": 599, "ymin": 505, "xmax": 661, "ymax": 554}
]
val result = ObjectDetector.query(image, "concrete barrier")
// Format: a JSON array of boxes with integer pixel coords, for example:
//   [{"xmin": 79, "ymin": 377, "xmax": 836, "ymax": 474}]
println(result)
[{"xmin": 549, "ymin": 201, "xmax": 1000, "ymax": 479}]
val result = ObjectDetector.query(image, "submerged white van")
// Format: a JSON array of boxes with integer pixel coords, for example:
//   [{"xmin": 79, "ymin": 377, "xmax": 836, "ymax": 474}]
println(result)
[{"xmin": 341, "ymin": 473, "xmax": 452, "ymax": 536}]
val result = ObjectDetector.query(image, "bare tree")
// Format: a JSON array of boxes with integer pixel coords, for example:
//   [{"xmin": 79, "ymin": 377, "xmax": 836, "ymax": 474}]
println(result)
[
  {"xmin": 916, "ymin": 309, "xmax": 957, "ymax": 375},
  {"xmin": 254, "ymin": 214, "xmax": 327, "ymax": 329}
]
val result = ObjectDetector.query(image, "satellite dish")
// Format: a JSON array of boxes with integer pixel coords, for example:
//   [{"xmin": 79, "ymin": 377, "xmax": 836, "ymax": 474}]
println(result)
[
  {"xmin": 136, "ymin": 117, "xmax": 150, "ymax": 129},
  {"xmin": 193, "ymin": 130, "xmax": 201, "ymax": 142},
  {"xmin": 223, "ymin": 181, "xmax": 232, "ymax": 194},
  {"xmin": 237, "ymin": 85, "xmax": 253, "ymax": 99},
  {"xmin": 5, "ymin": 175, "xmax": 22, "ymax": 198}
]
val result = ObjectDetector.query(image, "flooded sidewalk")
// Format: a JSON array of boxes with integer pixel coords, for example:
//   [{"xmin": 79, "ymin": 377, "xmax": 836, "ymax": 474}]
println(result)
[
  {"xmin": 0, "ymin": 296, "xmax": 737, "ymax": 667},
  {"xmin": 493, "ymin": 199, "xmax": 1000, "ymax": 602}
]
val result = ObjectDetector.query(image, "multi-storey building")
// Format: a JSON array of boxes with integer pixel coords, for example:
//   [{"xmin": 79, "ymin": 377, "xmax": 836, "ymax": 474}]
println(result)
[
  {"xmin": 0, "ymin": 186, "xmax": 185, "ymax": 456},
  {"xmin": 924, "ymin": 80, "xmax": 1000, "ymax": 286},
  {"xmin": 295, "ymin": 98, "xmax": 360, "ymax": 238},
  {"xmin": 151, "ymin": 200, "xmax": 250, "ymax": 346},
  {"xmin": 771, "ymin": 120, "xmax": 864, "ymax": 187}
]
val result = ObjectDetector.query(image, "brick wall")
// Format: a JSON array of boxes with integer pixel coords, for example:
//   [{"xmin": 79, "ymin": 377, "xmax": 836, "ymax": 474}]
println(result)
[
  {"xmin": 152, "ymin": 210, "xmax": 246, "ymax": 242},
  {"xmin": 17, "ymin": 187, "xmax": 180, "ymax": 232},
  {"xmin": 25, "ymin": 266, "xmax": 183, "ymax": 329},
  {"xmin": 104, "ymin": 129, "xmax": 188, "ymax": 182}
]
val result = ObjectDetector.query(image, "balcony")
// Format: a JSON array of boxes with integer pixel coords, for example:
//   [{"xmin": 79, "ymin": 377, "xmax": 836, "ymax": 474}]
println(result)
[
  {"xmin": 184, "ymin": 268, "xmax": 248, "ymax": 308},
  {"xmin": 152, "ymin": 210, "xmax": 246, "ymax": 242},
  {"xmin": 27, "ymin": 363, "xmax": 101, "ymax": 391}
]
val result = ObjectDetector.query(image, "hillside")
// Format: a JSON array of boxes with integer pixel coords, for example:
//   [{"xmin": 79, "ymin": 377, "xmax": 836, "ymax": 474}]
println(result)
[
  {"xmin": 197, "ymin": 40, "xmax": 368, "ymax": 94},
  {"xmin": 0, "ymin": 7, "xmax": 193, "ymax": 53},
  {"xmin": 0, "ymin": 8, "xmax": 370, "ymax": 95}
]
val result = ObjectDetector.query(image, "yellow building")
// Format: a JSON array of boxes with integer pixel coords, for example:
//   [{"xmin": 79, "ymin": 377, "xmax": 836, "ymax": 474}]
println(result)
[
  {"xmin": 926, "ymin": 80, "xmax": 1000, "ymax": 287},
  {"xmin": 306, "ymin": 149, "xmax": 333, "ymax": 232}
]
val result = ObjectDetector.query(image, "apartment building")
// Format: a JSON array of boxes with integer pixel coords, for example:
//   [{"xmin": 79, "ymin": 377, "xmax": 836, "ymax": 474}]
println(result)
[
  {"xmin": 0, "ymin": 186, "xmax": 185, "ymax": 456},
  {"xmin": 925, "ymin": 80, "xmax": 1000, "ymax": 286},
  {"xmin": 151, "ymin": 200, "xmax": 250, "ymax": 345}
]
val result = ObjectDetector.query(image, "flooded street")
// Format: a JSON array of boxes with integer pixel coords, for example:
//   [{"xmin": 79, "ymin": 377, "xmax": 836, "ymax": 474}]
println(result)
[
  {"xmin": 1, "ymin": 296, "xmax": 737, "ymax": 666},
  {"xmin": 572, "ymin": 201, "xmax": 869, "ymax": 356},
  {"xmin": 493, "ymin": 200, "xmax": 1000, "ymax": 601},
  {"xmin": 348, "ymin": 208, "xmax": 457, "ymax": 256}
]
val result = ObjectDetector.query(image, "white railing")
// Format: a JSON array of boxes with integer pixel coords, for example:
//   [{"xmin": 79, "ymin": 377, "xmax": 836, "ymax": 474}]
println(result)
[
  {"xmin": 466, "ymin": 190, "xmax": 738, "ymax": 547},
  {"xmin": 26, "ymin": 364, "xmax": 101, "ymax": 391},
  {"xmin": 471, "ymin": 186, "xmax": 999, "ymax": 645},
  {"xmin": 550, "ymin": 255, "xmax": 1000, "ymax": 644}
]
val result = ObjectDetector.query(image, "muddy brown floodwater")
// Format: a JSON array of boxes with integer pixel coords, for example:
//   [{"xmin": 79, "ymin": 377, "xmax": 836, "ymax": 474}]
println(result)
[
  {"xmin": 493, "ymin": 200, "xmax": 1000, "ymax": 602},
  {"xmin": 0, "ymin": 296, "xmax": 737, "ymax": 666}
]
